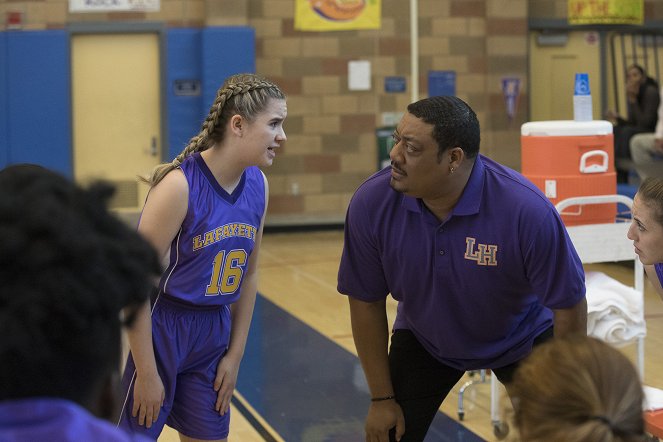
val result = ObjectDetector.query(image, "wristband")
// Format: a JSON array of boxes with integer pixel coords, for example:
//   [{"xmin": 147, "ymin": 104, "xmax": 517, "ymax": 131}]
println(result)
[{"xmin": 371, "ymin": 395, "xmax": 395, "ymax": 402}]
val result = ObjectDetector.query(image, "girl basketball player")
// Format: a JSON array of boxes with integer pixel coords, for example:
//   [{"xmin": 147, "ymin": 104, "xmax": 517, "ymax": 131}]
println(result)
[
  {"xmin": 118, "ymin": 73, "xmax": 287, "ymax": 441},
  {"xmin": 628, "ymin": 177, "xmax": 663, "ymax": 302}
]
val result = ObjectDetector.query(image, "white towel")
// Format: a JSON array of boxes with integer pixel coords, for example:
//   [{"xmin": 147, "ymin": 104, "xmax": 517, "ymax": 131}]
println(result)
[
  {"xmin": 585, "ymin": 271, "xmax": 646, "ymax": 346},
  {"xmin": 644, "ymin": 385, "xmax": 663, "ymax": 411}
]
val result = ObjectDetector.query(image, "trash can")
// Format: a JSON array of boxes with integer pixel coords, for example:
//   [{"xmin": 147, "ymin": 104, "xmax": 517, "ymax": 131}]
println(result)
[
  {"xmin": 521, "ymin": 120, "xmax": 616, "ymax": 226},
  {"xmin": 376, "ymin": 126, "xmax": 396, "ymax": 170}
]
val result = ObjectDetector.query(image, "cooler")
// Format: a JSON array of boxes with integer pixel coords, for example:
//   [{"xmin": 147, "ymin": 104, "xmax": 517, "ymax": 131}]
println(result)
[{"xmin": 521, "ymin": 120, "xmax": 616, "ymax": 226}]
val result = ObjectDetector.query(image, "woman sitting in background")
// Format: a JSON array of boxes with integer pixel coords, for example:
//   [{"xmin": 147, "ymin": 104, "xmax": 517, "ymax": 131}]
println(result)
[
  {"xmin": 510, "ymin": 336, "xmax": 646, "ymax": 442},
  {"xmin": 606, "ymin": 64, "xmax": 660, "ymax": 183}
]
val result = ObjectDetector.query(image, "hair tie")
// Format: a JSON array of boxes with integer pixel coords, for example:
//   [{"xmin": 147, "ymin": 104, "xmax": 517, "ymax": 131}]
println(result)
[
  {"xmin": 589, "ymin": 415, "xmax": 640, "ymax": 437},
  {"xmin": 590, "ymin": 415, "xmax": 612, "ymax": 426}
]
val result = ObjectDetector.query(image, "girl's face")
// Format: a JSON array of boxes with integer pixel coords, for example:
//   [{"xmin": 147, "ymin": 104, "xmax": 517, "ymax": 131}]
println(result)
[
  {"xmin": 627, "ymin": 193, "xmax": 663, "ymax": 265},
  {"xmin": 240, "ymin": 98, "xmax": 287, "ymax": 168}
]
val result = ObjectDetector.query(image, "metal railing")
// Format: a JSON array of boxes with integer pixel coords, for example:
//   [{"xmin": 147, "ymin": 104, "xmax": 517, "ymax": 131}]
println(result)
[{"xmin": 610, "ymin": 31, "xmax": 663, "ymax": 114}]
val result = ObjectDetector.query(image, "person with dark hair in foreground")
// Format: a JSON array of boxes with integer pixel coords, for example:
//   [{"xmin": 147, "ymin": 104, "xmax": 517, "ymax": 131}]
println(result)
[
  {"xmin": 511, "ymin": 335, "xmax": 646, "ymax": 442},
  {"xmin": 0, "ymin": 164, "xmax": 161, "ymax": 441},
  {"xmin": 338, "ymin": 96, "xmax": 587, "ymax": 441}
]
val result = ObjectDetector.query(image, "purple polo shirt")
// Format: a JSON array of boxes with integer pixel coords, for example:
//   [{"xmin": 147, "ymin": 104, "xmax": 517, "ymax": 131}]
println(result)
[
  {"xmin": 655, "ymin": 263, "xmax": 663, "ymax": 286},
  {"xmin": 338, "ymin": 154, "xmax": 585, "ymax": 371},
  {"xmin": 0, "ymin": 398, "xmax": 150, "ymax": 441}
]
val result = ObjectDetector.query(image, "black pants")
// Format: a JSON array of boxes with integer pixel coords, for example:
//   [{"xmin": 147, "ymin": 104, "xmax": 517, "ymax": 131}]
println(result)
[{"xmin": 387, "ymin": 327, "xmax": 554, "ymax": 442}]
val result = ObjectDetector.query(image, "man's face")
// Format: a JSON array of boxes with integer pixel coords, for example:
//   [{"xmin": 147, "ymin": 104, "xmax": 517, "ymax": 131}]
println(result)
[{"xmin": 388, "ymin": 112, "xmax": 451, "ymax": 199}]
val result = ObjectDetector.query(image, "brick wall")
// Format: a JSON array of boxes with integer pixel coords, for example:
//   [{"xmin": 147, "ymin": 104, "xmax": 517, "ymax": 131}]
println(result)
[{"xmin": 243, "ymin": 0, "xmax": 529, "ymax": 225}]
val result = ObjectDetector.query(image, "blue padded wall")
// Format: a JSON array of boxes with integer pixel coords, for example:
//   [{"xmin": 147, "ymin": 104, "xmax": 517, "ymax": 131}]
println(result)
[
  {"xmin": 6, "ymin": 31, "xmax": 71, "ymax": 176},
  {"xmin": 166, "ymin": 29, "xmax": 203, "ymax": 161},
  {"xmin": 201, "ymin": 27, "xmax": 255, "ymax": 114},
  {"xmin": 2, "ymin": 27, "xmax": 254, "ymax": 173},
  {"xmin": 166, "ymin": 27, "xmax": 255, "ymax": 162},
  {"xmin": 0, "ymin": 33, "xmax": 8, "ymax": 168}
]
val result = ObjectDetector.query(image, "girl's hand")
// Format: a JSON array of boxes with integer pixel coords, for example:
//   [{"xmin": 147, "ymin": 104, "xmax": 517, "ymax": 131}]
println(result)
[
  {"xmin": 214, "ymin": 355, "xmax": 240, "ymax": 415},
  {"xmin": 132, "ymin": 372, "xmax": 165, "ymax": 428}
]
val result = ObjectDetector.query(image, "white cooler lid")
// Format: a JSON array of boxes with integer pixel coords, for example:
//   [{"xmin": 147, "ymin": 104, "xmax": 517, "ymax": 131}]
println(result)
[{"xmin": 521, "ymin": 120, "xmax": 613, "ymax": 136}]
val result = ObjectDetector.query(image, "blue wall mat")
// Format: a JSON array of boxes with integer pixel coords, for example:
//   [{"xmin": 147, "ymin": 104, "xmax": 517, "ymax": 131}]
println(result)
[
  {"xmin": 166, "ymin": 29, "xmax": 203, "ymax": 161},
  {"xmin": 201, "ymin": 27, "xmax": 255, "ymax": 115},
  {"xmin": 0, "ymin": 33, "xmax": 8, "ymax": 168},
  {"xmin": 6, "ymin": 31, "xmax": 71, "ymax": 176}
]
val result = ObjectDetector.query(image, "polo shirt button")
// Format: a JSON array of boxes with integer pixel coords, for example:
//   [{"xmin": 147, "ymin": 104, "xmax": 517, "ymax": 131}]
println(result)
[{"xmin": 439, "ymin": 250, "xmax": 445, "ymax": 255}]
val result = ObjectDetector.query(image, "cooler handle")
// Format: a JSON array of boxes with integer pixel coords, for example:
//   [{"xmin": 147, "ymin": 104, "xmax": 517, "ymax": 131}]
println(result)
[{"xmin": 579, "ymin": 150, "xmax": 608, "ymax": 174}]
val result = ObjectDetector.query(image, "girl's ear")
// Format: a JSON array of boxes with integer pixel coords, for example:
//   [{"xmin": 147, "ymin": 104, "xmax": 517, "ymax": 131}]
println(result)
[{"xmin": 230, "ymin": 114, "xmax": 243, "ymax": 136}]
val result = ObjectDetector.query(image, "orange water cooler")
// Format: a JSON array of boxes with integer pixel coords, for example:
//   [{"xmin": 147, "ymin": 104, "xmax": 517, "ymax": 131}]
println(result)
[{"xmin": 521, "ymin": 120, "xmax": 616, "ymax": 226}]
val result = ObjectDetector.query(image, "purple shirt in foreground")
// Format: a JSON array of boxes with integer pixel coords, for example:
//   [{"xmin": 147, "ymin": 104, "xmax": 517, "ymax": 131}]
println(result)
[
  {"xmin": 338, "ymin": 154, "xmax": 586, "ymax": 371},
  {"xmin": 0, "ymin": 398, "xmax": 150, "ymax": 442}
]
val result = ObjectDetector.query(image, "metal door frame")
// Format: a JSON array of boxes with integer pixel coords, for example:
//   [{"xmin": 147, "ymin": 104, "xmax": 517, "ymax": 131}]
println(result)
[{"xmin": 68, "ymin": 22, "xmax": 169, "ymax": 164}]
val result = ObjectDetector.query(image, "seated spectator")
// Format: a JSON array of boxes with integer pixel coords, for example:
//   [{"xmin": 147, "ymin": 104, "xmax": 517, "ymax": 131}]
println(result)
[
  {"xmin": 628, "ymin": 177, "xmax": 663, "ymax": 302},
  {"xmin": 510, "ymin": 335, "xmax": 646, "ymax": 442},
  {"xmin": 0, "ymin": 164, "xmax": 161, "ymax": 441},
  {"xmin": 629, "ymin": 86, "xmax": 663, "ymax": 181},
  {"xmin": 605, "ymin": 64, "xmax": 660, "ymax": 183}
]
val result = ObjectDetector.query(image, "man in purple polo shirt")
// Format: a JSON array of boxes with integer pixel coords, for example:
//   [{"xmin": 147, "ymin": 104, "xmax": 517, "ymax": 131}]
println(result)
[
  {"xmin": 0, "ymin": 165, "xmax": 160, "ymax": 441},
  {"xmin": 337, "ymin": 96, "xmax": 587, "ymax": 442}
]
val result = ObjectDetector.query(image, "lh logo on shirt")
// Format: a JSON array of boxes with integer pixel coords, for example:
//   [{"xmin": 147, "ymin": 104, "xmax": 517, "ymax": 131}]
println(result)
[{"xmin": 464, "ymin": 237, "xmax": 498, "ymax": 266}]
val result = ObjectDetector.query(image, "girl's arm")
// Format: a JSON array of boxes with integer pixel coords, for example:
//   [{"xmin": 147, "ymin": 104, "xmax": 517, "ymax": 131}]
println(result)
[
  {"xmin": 214, "ymin": 173, "xmax": 269, "ymax": 415},
  {"xmin": 127, "ymin": 169, "xmax": 189, "ymax": 427}
]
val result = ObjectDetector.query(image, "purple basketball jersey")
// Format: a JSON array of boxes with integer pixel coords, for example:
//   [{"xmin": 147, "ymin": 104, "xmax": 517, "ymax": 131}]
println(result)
[
  {"xmin": 119, "ymin": 154, "xmax": 264, "ymax": 439},
  {"xmin": 160, "ymin": 152, "xmax": 265, "ymax": 306}
]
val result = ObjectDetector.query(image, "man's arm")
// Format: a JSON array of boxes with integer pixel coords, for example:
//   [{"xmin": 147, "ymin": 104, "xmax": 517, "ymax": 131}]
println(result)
[
  {"xmin": 348, "ymin": 297, "xmax": 404, "ymax": 441},
  {"xmin": 552, "ymin": 297, "xmax": 587, "ymax": 338}
]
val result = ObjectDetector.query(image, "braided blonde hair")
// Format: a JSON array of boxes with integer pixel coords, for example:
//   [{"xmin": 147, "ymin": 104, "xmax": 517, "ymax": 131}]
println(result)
[{"xmin": 143, "ymin": 73, "xmax": 285, "ymax": 187}]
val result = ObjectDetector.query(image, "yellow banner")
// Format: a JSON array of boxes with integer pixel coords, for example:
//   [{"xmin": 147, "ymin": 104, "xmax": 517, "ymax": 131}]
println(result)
[
  {"xmin": 568, "ymin": 0, "xmax": 643, "ymax": 25},
  {"xmin": 295, "ymin": 0, "xmax": 381, "ymax": 32}
]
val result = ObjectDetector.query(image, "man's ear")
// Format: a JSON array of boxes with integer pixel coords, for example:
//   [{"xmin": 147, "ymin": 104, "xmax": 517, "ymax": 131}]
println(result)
[{"xmin": 448, "ymin": 146, "xmax": 465, "ymax": 168}]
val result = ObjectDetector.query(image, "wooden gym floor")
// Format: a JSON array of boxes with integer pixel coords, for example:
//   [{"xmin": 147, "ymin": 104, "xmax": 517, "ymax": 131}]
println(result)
[{"xmin": 150, "ymin": 229, "xmax": 663, "ymax": 442}]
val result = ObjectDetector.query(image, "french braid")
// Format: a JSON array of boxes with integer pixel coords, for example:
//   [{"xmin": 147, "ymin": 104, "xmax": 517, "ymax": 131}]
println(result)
[{"xmin": 142, "ymin": 73, "xmax": 285, "ymax": 186}]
